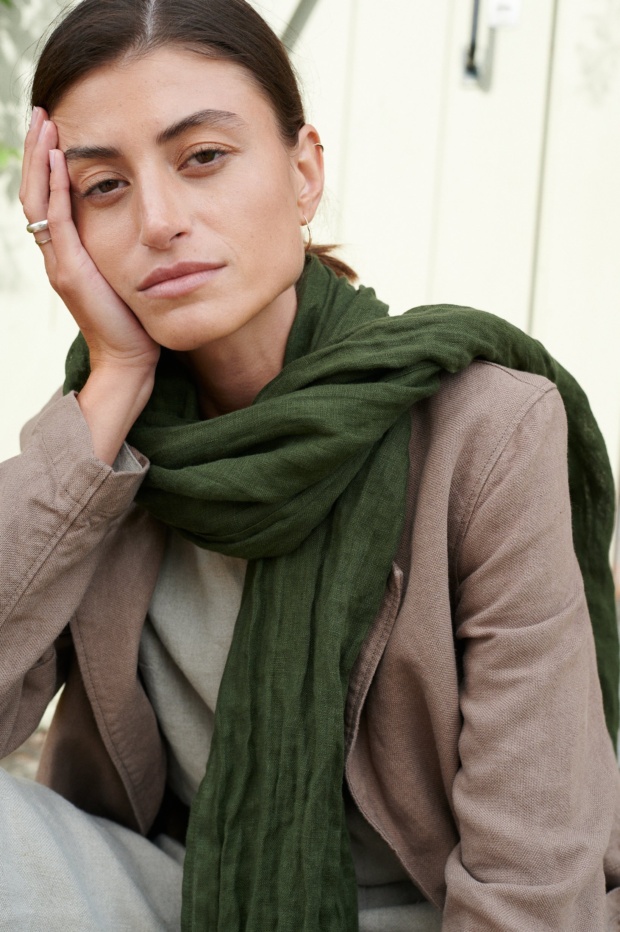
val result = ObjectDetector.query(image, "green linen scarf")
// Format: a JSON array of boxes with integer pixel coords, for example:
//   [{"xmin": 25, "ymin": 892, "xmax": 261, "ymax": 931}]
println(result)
[{"xmin": 64, "ymin": 255, "xmax": 618, "ymax": 932}]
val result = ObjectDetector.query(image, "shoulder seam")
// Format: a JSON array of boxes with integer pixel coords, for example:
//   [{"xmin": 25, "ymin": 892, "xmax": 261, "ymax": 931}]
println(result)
[{"xmin": 451, "ymin": 380, "xmax": 558, "ymax": 586}]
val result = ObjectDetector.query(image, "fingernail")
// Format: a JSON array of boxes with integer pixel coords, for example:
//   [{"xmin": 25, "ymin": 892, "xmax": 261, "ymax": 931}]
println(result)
[
  {"xmin": 29, "ymin": 107, "xmax": 40, "ymax": 130},
  {"xmin": 49, "ymin": 149, "xmax": 56, "ymax": 169}
]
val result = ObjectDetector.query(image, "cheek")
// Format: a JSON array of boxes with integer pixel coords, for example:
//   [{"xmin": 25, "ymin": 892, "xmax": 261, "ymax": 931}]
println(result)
[
  {"xmin": 232, "ymin": 150, "xmax": 300, "ymax": 233},
  {"xmin": 75, "ymin": 211, "xmax": 132, "ymax": 292},
  {"xmin": 240, "ymin": 174, "xmax": 301, "ymax": 261}
]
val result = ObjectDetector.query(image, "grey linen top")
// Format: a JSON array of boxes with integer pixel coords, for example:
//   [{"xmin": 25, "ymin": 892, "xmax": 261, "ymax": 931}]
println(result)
[{"xmin": 139, "ymin": 529, "xmax": 428, "ymax": 918}]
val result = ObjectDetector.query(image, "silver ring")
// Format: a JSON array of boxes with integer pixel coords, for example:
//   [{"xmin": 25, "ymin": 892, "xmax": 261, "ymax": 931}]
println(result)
[
  {"xmin": 26, "ymin": 219, "xmax": 49, "ymax": 234},
  {"xmin": 35, "ymin": 237, "xmax": 53, "ymax": 247}
]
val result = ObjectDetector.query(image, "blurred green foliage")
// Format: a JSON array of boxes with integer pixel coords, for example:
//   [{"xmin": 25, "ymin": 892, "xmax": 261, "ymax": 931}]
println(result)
[
  {"xmin": 0, "ymin": 0, "xmax": 77, "ymax": 192},
  {"xmin": 0, "ymin": 146, "xmax": 19, "ymax": 167},
  {"xmin": 0, "ymin": 11, "xmax": 18, "ymax": 173},
  {"xmin": 0, "ymin": 0, "xmax": 68, "ymax": 192}
]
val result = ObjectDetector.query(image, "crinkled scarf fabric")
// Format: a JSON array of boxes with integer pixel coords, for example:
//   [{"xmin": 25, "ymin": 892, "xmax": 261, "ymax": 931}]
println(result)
[{"xmin": 64, "ymin": 256, "xmax": 618, "ymax": 931}]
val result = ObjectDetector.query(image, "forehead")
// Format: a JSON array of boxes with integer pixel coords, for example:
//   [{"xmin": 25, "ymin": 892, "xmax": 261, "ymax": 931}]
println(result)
[{"xmin": 52, "ymin": 47, "xmax": 277, "ymax": 143}]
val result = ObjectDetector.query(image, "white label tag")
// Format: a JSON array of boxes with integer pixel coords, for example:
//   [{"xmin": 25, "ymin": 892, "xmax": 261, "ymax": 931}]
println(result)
[{"xmin": 488, "ymin": 0, "xmax": 522, "ymax": 28}]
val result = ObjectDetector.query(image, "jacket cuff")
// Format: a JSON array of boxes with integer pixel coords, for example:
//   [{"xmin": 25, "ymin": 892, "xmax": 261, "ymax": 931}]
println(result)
[{"xmin": 28, "ymin": 391, "xmax": 149, "ymax": 518}]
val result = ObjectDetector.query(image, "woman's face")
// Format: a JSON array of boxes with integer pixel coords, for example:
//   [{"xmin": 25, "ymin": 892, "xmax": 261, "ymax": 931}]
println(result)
[{"xmin": 51, "ymin": 47, "xmax": 323, "ymax": 352}]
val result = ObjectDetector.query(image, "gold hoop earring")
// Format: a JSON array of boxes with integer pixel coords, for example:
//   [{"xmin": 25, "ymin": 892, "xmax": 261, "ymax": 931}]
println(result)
[{"xmin": 302, "ymin": 215, "xmax": 312, "ymax": 249}]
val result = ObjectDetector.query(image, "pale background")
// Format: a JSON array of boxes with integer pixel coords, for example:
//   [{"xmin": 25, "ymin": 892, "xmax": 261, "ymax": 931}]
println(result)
[{"xmin": 1, "ymin": 0, "xmax": 619, "ymax": 495}]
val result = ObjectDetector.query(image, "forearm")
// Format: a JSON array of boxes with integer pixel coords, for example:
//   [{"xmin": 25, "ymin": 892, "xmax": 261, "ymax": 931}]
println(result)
[
  {"xmin": 445, "ymin": 386, "xmax": 618, "ymax": 930},
  {"xmin": 444, "ymin": 600, "xmax": 614, "ymax": 931},
  {"xmin": 0, "ymin": 392, "xmax": 147, "ymax": 750}
]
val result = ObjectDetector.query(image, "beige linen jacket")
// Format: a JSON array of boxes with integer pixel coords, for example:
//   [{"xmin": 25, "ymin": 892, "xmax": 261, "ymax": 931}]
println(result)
[{"xmin": 1, "ymin": 361, "xmax": 620, "ymax": 931}]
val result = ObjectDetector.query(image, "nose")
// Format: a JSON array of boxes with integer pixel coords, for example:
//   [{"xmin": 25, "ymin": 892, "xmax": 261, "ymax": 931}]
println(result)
[{"xmin": 136, "ymin": 171, "xmax": 190, "ymax": 249}]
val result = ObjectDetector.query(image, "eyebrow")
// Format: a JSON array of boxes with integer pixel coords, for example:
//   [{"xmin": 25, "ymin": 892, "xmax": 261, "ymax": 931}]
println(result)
[{"xmin": 63, "ymin": 109, "xmax": 246, "ymax": 162}]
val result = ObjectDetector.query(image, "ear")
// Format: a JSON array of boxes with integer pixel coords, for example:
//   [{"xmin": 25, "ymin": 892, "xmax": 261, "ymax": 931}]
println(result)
[{"xmin": 293, "ymin": 124, "xmax": 324, "ymax": 223}]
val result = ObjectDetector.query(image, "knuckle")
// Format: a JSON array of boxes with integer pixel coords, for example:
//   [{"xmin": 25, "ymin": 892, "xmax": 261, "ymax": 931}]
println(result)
[
  {"xmin": 55, "ymin": 270, "xmax": 81, "ymax": 303},
  {"xmin": 48, "ymin": 172, "xmax": 67, "ymax": 194},
  {"xmin": 21, "ymin": 203, "xmax": 38, "ymax": 224},
  {"xmin": 53, "ymin": 269, "xmax": 71, "ymax": 292}
]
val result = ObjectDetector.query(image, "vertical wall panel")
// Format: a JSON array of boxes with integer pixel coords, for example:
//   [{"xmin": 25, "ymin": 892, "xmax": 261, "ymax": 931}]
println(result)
[
  {"xmin": 531, "ymin": 0, "xmax": 620, "ymax": 484},
  {"xmin": 332, "ymin": 0, "xmax": 453, "ymax": 314},
  {"xmin": 428, "ymin": 0, "xmax": 555, "ymax": 330}
]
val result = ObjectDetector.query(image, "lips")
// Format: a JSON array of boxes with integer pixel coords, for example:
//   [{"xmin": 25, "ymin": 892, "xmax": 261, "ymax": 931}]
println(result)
[{"xmin": 137, "ymin": 260, "xmax": 224, "ymax": 292}]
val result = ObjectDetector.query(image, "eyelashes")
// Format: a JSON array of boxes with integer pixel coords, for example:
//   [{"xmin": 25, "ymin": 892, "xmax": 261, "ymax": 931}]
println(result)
[
  {"xmin": 77, "ymin": 145, "xmax": 232, "ymax": 201},
  {"xmin": 185, "ymin": 146, "xmax": 228, "ymax": 167},
  {"xmin": 82, "ymin": 178, "xmax": 127, "ymax": 198}
]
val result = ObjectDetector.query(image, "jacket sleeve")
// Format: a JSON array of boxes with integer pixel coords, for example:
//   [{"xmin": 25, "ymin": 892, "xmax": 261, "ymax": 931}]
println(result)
[
  {"xmin": 443, "ymin": 384, "xmax": 619, "ymax": 931},
  {"xmin": 0, "ymin": 391, "xmax": 148, "ymax": 758}
]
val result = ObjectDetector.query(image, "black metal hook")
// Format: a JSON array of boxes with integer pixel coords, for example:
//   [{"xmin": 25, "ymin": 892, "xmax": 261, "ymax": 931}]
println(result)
[{"xmin": 465, "ymin": 0, "xmax": 482, "ymax": 79}]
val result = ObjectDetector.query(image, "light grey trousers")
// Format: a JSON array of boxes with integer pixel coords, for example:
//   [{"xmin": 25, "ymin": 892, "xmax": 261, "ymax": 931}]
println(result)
[{"xmin": 0, "ymin": 768, "xmax": 442, "ymax": 931}]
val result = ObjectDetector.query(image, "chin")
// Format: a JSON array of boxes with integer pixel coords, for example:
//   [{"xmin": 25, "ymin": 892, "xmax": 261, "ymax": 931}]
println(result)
[
  {"xmin": 154, "ymin": 332, "xmax": 217, "ymax": 353},
  {"xmin": 137, "ymin": 306, "xmax": 239, "ymax": 352}
]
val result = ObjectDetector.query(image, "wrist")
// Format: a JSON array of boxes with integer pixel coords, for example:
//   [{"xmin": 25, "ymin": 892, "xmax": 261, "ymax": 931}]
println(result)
[{"xmin": 77, "ymin": 363, "xmax": 156, "ymax": 465}]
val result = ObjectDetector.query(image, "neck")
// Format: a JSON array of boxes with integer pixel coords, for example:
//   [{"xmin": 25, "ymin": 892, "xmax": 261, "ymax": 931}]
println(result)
[{"xmin": 181, "ymin": 285, "xmax": 297, "ymax": 419}]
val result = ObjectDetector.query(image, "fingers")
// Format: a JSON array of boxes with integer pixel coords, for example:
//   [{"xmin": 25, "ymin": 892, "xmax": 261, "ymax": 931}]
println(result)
[
  {"xmin": 21, "ymin": 115, "xmax": 89, "ymax": 268},
  {"xmin": 18, "ymin": 113, "xmax": 158, "ymax": 377},
  {"xmin": 21, "ymin": 116, "xmax": 61, "ymax": 264},
  {"xmin": 20, "ymin": 107, "xmax": 50, "ymax": 211},
  {"xmin": 19, "ymin": 106, "xmax": 44, "ymax": 202},
  {"xmin": 46, "ymin": 148, "xmax": 88, "ymax": 280}
]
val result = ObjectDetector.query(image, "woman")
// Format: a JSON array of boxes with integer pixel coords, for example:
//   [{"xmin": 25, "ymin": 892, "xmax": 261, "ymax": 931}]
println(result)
[{"xmin": 3, "ymin": 0, "xmax": 620, "ymax": 929}]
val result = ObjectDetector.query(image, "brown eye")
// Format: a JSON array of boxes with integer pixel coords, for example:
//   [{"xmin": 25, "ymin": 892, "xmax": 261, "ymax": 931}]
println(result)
[
  {"xmin": 194, "ymin": 150, "xmax": 218, "ymax": 164},
  {"xmin": 83, "ymin": 178, "xmax": 126, "ymax": 198},
  {"xmin": 186, "ymin": 148, "xmax": 226, "ymax": 167},
  {"xmin": 97, "ymin": 179, "xmax": 121, "ymax": 193}
]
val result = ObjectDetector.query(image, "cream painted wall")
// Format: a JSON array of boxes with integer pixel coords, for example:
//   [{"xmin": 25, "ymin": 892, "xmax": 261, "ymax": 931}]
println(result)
[
  {"xmin": 427, "ymin": 0, "xmax": 555, "ymax": 328},
  {"xmin": 0, "ymin": 180, "xmax": 77, "ymax": 461},
  {"xmin": 531, "ymin": 0, "xmax": 620, "ymax": 489}
]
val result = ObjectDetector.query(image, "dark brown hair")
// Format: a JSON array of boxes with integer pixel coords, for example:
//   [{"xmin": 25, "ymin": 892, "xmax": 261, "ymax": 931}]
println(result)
[{"xmin": 31, "ymin": 0, "xmax": 356, "ymax": 281}]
